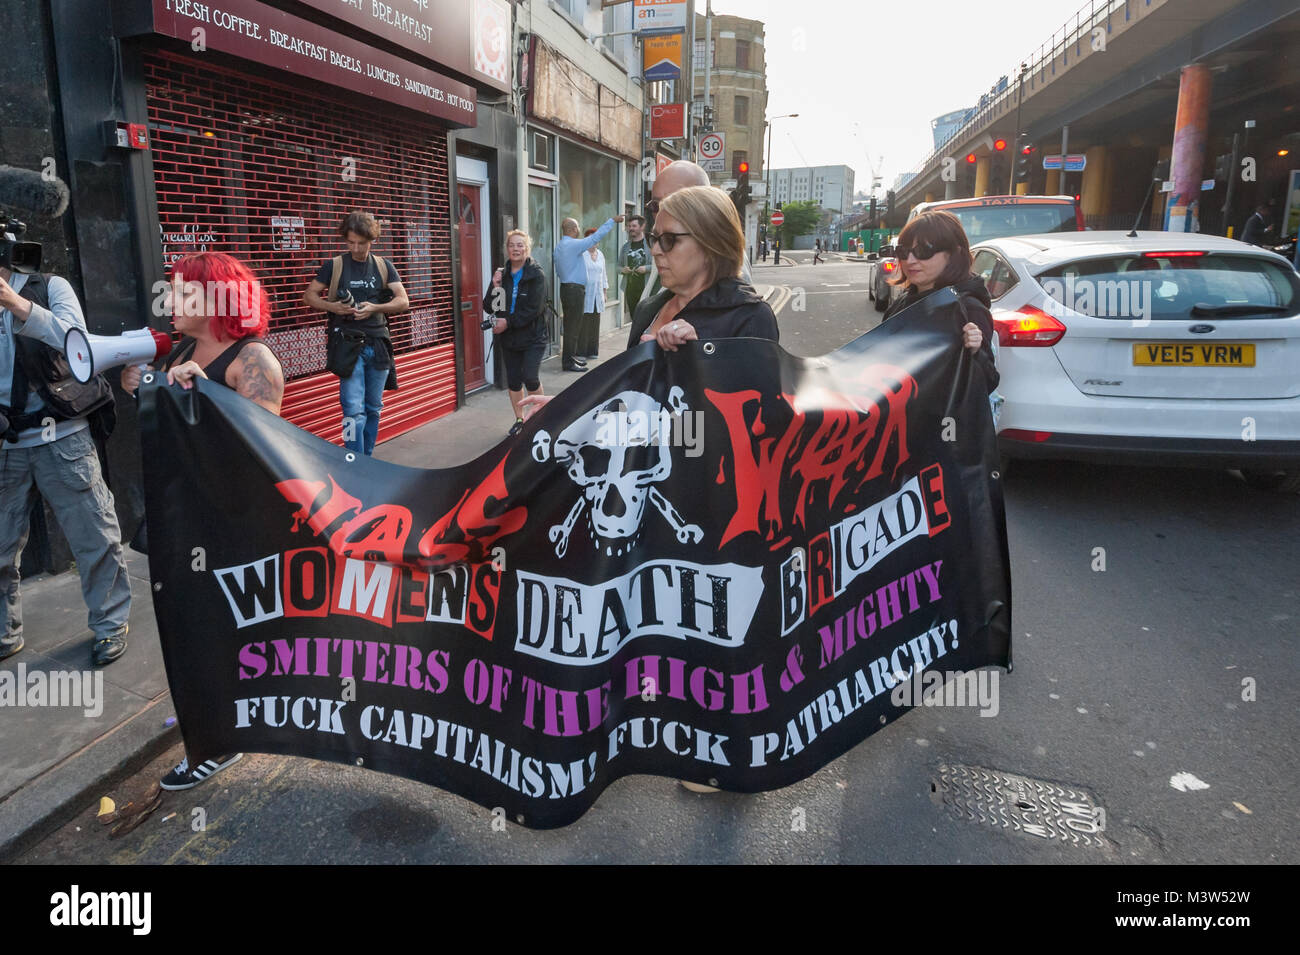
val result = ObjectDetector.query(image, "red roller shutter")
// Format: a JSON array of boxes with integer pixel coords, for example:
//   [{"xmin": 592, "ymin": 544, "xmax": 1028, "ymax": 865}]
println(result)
[{"xmin": 143, "ymin": 50, "xmax": 458, "ymax": 442}]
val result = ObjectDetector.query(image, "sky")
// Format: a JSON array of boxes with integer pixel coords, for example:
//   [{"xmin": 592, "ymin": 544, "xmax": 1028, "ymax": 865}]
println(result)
[{"xmin": 706, "ymin": 0, "xmax": 1093, "ymax": 194}]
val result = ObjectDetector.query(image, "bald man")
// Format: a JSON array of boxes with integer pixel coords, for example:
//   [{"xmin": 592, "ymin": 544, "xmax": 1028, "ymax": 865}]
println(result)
[
  {"xmin": 645, "ymin": 160, "xmax": 752, "ymax": 297},
  {"xmin": 554, "ymin": 214, "xmax": 623, "ymax": 370}
]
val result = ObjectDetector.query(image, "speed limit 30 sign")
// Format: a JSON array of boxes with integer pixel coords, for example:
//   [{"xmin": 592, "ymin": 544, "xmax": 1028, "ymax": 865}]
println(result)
[{"xmin": 697, "ymin": 132, "xmax": 725, "ymax": 171}]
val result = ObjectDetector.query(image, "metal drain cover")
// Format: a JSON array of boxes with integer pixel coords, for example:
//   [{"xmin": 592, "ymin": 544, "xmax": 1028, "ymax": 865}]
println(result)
[{"xmin": 932, "ymin": 763, "xmax": 1108, "ymax": 849}]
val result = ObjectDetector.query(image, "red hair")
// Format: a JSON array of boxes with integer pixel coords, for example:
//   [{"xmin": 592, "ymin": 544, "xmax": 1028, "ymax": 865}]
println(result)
[{"xmin": 168, "ymin": 252, "xmax": 270, "ymax": 341}]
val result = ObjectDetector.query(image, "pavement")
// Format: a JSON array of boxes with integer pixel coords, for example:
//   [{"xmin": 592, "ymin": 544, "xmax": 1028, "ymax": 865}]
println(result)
[{"xmin": 0, "ymin": 286, "xmax": 775, "ymax": 862}]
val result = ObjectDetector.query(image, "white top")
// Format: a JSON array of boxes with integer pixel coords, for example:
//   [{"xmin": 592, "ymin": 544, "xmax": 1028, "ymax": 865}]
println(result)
[{"xmin": 583, "ymin": 250, "xmax": 609, "ymax": 313}]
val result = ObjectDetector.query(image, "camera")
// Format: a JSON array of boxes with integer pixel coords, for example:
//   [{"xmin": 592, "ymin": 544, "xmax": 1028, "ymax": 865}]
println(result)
[
  {"xmin": 1, "ymin": 215, "xmax": 42, "ymax": 274},
  {"xmin": 481, "ymin": 316, "xmax": 497, "ymax": 331},
  {"xmin": 336, "ymin": 286, "xmax": 356, "ymax": 310}
]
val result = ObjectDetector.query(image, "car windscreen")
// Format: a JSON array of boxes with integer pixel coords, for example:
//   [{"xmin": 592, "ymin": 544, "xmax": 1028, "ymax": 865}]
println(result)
[
  {"xmin": 1036, "ymin": 253, "xmax": 1300, "ymax": 320},
  {"xmin": 950, "ymin": 204, "xmax": 1077, "ymax": 242}
]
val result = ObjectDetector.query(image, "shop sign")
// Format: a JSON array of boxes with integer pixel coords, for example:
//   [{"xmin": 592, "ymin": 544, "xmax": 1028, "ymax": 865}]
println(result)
[{"xmin": 141, "ymin": 0, "xmax": 478, "ymax": 125}]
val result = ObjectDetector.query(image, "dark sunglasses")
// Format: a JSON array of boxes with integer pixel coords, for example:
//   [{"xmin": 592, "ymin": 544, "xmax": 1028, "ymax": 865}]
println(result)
[
  {"xmin": 895, "ymin": 241, "xmax": 948, "ymax": 261},
  {"xmin": 648, "ymin": 230, "xmax": 692, "ymax": 253}
]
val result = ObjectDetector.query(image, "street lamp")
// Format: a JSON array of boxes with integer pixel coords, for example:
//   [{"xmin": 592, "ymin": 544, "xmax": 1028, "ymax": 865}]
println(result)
[
  {"xmin": 1009, "ymin": 62, "xmax": 1029, "ymax": 194},
  {"xmin": 765, "ymin": 113, "xmax": 799, "ymax": 233}
]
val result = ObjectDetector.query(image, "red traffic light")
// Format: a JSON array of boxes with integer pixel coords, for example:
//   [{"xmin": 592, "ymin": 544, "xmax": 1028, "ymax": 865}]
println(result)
[
  {"xmin": 965, "ymin": 153, "xmax": 977, "ymax": 164},
  {"xmin": 1021, "ymin": 144, "xmax": 1034, "ymax": 154},
  {"xmin": 738, "ymin": 161, "xmax": 749, "ymax": 174},
  {"xmin": 993, "ymin": 139, "xmax": 1007, "ymax": 151}
]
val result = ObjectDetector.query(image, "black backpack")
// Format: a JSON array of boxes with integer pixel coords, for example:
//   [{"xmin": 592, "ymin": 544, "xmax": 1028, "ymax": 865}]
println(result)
[{"xmin": 3, "ymin": 273, "xmax": 116, "ymax": 441}]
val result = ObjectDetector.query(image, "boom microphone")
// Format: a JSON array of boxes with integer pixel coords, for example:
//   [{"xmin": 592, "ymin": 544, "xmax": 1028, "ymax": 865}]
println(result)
[
  {"xmin": 0, "ymin": 165, "xmax": 70, "ymax": 218},
  {"xmin": 64, "ymin": 327, "xmax": 173, "ymax": 383}
]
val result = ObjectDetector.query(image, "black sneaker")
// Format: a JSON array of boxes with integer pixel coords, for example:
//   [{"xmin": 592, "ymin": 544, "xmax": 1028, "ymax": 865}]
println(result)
[
  {"xmin": 160, "ymin": 753, "xmax": 244, "ymax": 790},
  {"xmin": 508, "ymin": 417, "xmax": 525, "ymax": 436},
  {"xmin": 91, "ymin": 629, "xmax": 127, "ymax": 666}
]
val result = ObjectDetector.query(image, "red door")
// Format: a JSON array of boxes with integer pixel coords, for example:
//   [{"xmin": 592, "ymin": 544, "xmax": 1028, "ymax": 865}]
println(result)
[{"xmin": 458, "ymin": 185, "xmax": 486, "ymax": 391}]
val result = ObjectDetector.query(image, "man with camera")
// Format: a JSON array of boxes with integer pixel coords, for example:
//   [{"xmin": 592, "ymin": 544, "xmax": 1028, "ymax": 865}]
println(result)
[
  {"xmin": 303, "ymin": 211, "xmax": 409, "ymax": 456},
  {"xmin": 0, "ymin": 257, "xmax": 131, "ymax": 666}
]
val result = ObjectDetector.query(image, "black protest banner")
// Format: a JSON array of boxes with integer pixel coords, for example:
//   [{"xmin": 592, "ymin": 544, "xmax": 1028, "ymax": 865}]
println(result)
[{"xmin": 139, "ymin": 288, "xmax": 1011, "ymax": 828}]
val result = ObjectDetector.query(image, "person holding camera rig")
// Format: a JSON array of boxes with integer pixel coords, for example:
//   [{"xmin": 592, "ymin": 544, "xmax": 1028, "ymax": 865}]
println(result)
[
  {"xmin": 303, "ymin": 211, "xmax": 409, "ymax": 456},
  {"xmin": 0, "ymin": 215, "xmax": 131, "ymax": 666}
]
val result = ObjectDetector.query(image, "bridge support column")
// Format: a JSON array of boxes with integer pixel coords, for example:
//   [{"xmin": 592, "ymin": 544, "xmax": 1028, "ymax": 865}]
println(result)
[
  {"xmin": 1165, "ymin": 64, "xmax": 1211, "ymax": 232},
  {"xmin": 1081, "ymin": 145, "xmax": 1109, "ymax": 222},
  {"xmin": 975, "ymin": 156, "xmax": 990, "ymax": 197}
]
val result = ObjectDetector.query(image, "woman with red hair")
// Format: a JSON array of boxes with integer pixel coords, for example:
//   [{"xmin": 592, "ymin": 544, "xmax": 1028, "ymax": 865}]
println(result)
[
  {"xmin": 121, "ymin": 251, "xmax": 284, "ymax": 414},
  {"xmin": 121, "ymin": 251, "xmax": 283, "ymax": 790}
]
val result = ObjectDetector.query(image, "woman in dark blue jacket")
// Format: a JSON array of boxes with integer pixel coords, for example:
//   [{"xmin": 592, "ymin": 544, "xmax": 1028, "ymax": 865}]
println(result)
[{"xmin": 484, "ymin": 230, "xmax": 549, "ymax": 434}]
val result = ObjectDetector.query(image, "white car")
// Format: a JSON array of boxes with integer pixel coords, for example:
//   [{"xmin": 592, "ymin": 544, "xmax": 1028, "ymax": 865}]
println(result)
[{"xmin": 972, "ymin": 231, "xmax": 1300, "ymax": 491}]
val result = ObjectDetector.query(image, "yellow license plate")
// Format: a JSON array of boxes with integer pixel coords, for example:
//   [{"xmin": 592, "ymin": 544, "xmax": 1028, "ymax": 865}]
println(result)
[{"xmin": 1133, "ymin": 342, "xmax": 1256, "ymax": 367}]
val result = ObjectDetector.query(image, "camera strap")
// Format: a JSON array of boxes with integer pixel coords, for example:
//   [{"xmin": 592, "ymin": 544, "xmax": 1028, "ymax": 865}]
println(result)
[{"xmin": 327, "ymin": 254, "xmax": 391, "ymax": 329}]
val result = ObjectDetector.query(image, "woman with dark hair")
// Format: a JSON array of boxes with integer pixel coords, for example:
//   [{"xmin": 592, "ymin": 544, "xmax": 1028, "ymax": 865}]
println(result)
[
  {"xmin": 883, "ymin": 210, "xmax": 999, "ymax": 391},
  {"xmin": 121, "ymin": 250, "xmax": 284, "ymax": 791}
]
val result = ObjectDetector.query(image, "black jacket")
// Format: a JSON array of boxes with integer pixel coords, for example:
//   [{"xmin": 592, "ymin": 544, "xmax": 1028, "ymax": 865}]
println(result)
[
  {"xmin": 626, "ymin": 277, "xmax": 779, "ymax": 349},
  {"xmin": 883, "ymin": 273, "xmax": 1000, "ymax": 392},
  {"xmin": 483, "ymin": 259, "xmax": 549, "ymax": 350}
]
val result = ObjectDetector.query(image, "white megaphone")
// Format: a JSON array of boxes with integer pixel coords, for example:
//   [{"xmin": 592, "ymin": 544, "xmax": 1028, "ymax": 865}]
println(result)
[{"xmin": 64, "ymin": 327, "xmax": 173, "ymax": 383}]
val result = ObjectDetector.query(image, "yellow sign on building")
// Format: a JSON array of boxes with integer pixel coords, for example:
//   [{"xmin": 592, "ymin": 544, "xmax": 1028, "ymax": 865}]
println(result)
[{"xmin": 642, "ymin": 32, "xmax": 683, "ymax": 81}]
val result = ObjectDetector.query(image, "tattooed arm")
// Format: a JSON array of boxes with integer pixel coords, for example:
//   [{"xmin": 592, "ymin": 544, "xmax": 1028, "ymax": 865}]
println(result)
[{"xmin": 228, "ymin": 341, "xmax": 285, "ymax": 416}]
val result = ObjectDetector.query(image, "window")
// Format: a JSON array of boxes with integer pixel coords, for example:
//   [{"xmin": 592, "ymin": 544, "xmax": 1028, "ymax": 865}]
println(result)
[
  {"xmin": 1038, "ymin": 253, "xmax": 1299, "ymax": 319},
  {"xmin": 530, "ymin": 130, "xmax": 554, "ymax": 173},
  {"xmin": 558, "ymin": 138, "xmax": 620, "ymax": 300},
  {"xmin": 735, "ymin": 40, "xmax": 751, "ymax": 70},
  {"xmin": 734, "ymin": 95, "xmax": 749, "ymax": 126},
  {"xmin": 693, "ymin": 39, "xmax": 715, "ymax": 66}
]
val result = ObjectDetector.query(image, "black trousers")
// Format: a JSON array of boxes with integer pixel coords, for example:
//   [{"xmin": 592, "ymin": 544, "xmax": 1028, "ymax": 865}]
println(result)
[
  {"xmin": 560, "ymin": 283, "xmax": 585, "ymax": 365},
  {"xmin": 576, "ymin": 313, "xmax": 593, "ymax": 356}
]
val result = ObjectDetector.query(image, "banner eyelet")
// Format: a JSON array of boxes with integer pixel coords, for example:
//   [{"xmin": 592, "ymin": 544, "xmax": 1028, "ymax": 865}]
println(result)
[
  {"xmin": 345, "ymin": 452, "xmax": 357, "ymax": 462},
  {"xmin": 142, "ymin": 373, "xmax": 154, "ymax": 385},
  {"xmin": 702, "ymin": 342, "xmax": 716, "ymax": 355}
]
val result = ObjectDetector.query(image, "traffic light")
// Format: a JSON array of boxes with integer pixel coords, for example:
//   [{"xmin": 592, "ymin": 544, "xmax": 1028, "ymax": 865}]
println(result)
[
  {"xmin": 868, "ymin": 196, "xmax": 877, "ymax": 226},
  {"xmin": 1015, "ymin": 134, "xmax": 1036, "ymax": 184},
  {"xmin": 731, "ymin": 161, "xmax": 750, "ymax": 216},
  {"xmin": 961, "ymin": 153, "xmax": 977, "ymax": 196},
  {"xmin": 990, "ymin": 138, "xmax": 1009, "ymax": 195}
]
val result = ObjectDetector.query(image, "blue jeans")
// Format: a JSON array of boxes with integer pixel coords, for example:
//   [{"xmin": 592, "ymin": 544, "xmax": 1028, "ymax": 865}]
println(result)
[{"xmin": 339, "ymin": 344, "xmax": 385, "ymax": 455}]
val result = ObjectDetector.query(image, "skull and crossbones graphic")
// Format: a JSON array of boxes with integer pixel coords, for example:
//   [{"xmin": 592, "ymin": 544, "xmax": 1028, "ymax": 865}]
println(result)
[{"xmin": 531, "ymin": 387, "xmax": 704, "ymax": 558}]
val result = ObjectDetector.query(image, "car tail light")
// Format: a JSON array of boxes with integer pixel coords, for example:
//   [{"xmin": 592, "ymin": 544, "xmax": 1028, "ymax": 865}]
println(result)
[
  {"xmin": 1142, "ymin": 250, "xmax": 1206, "ymax": 257},
  {"xmin": 1001, "ymin": 428, "xmax": 1054, "ymax": 442},
  {"xmin": 1075, "ymin": 200, "xmax": 1085, "ymax": 231},
  {"xmin": 992, "ymin": 305, "xmax": 1066, "ymax": 347},
  {"xmin": 881, "ymin": 260, "xmax": 898, "ymax": 273}
]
